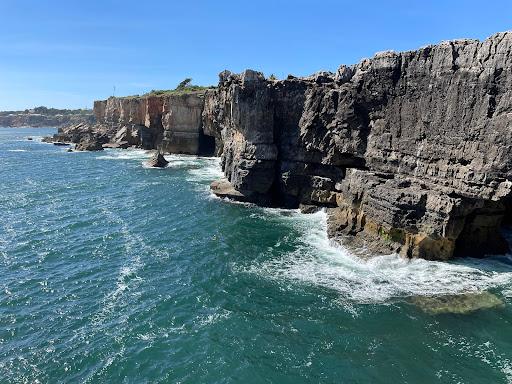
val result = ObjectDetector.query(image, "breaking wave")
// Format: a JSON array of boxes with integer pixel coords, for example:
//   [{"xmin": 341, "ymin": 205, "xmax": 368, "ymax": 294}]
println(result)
[
  {"xmin": 235, "ymin": 209, "xmax": 512, "ymax": 303},
  {"xmin": 95, "ymin": 148, "xmax": 152, "ymax": 161}
]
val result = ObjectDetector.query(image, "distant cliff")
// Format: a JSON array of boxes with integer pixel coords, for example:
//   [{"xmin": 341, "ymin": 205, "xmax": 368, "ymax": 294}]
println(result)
[
  {"xmin": 0, "ymin": 107, "xmax": 95, "ymax": 128},
  {"xmin": 93, "ymin": 91, "xmax": 215, "ymax": 154},
  {"xmin": 204, "ymin": 32, "xmax": 512, "ymax": 261},
  {"xmin": 45, "ymin": 90, "xmax": 217, "ymax": 155}
]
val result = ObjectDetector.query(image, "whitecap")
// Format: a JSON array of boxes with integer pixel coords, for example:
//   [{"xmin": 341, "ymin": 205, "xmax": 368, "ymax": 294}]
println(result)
[
  {"xmin": 236, "ymin": 210, "xmax": 512, "ymax": 303},
  {"xmin": 195, "ymin": 309, "xmax": 232, "ymax": 327},
  {"xmin": 96, "ymin": 148, "xmax": 152, "ymax": 161}
]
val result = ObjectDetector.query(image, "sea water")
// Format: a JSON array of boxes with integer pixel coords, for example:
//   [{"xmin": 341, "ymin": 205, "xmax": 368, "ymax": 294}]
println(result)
[{"xmin": 1, "ymin": 128, "xmax": 512, "ymax": 383}]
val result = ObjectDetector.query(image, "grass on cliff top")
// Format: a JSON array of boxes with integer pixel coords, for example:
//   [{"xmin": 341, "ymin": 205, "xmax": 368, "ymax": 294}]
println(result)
[
  {"xmin": 119, "ymin": 79, "xmax": 215, "ymax": 99},
  {"xmin": 144, "ymin": 85, "xmax": 215, "ymax": 96}
]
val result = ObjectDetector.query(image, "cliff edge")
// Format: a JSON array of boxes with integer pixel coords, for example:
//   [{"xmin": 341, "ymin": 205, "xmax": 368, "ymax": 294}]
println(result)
[{"xmin": 204, "ymin": 32, "xmax": 512, "ymax": 260}]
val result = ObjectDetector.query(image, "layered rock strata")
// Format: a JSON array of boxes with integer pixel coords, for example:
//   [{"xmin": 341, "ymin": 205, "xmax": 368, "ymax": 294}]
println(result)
[
  {"xmin": 45, "ymin": 92, "xmax": 216, "ymax": 154},
  {"xmin": 93, "ymin": 92, "xmax": 215, "ymax": 154},
  {"xmin": 204, "ymin": 32, "xmax": 512, "ymax": 260}
]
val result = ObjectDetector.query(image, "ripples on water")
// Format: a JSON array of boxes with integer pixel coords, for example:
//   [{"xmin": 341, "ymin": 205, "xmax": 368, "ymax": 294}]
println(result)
[{"xmin": 1, "ymin": 128, "xmax": 511, "ymax": 383}]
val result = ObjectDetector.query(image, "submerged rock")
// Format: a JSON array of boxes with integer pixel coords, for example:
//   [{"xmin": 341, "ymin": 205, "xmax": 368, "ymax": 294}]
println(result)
[
  {"xmin": 411, "ymin": 292, "xmax": 504, "ymax": 315},
  {"xmin": 145, "ymin": 152, "xmax": 169, "ymax": 168}
]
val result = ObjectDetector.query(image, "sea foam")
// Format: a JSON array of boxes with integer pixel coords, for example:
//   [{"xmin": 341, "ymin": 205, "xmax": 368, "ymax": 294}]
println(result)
[{"xmin": 237, "ymin": 209, "xmax": 512, "ymax": 303}]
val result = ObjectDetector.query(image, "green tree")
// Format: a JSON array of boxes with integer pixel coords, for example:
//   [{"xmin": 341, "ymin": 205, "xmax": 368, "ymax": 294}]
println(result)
[{"xmin": 176, "ymin": 78, "xmax": 193, "ymax": 90}]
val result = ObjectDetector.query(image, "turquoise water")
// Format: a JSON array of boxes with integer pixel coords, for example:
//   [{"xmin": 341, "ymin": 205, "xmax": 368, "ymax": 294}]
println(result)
[{"xmin": 1, "ymin": 127, "xmax": 512, "ymax": 383}]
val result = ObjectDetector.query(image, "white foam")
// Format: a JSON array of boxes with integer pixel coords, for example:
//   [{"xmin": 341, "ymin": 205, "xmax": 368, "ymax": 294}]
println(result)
[
  {"xmin": 95, "ymin": 148, "xmax": 152, "ymax": 161},
  {"xmin": 95, "ymin": 151, "xmax": 223, "ymax": 184},
  {"xmin": 195, "ymin": 309, "xmax": 232, "ymax": 327},
  {"xmin": 236, "ymin": 210, "xmax": 512, "ymax": 304},
  {"xmin": 6, "ymin": 149, "xmax": 27, "ymax": 152}
]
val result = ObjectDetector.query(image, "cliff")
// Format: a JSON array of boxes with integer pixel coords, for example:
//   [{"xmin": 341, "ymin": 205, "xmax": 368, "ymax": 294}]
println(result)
[
  {"xmin": 0, "ymin": 107, "xmax": 94, "ymax": 128},
  {"xmin": 92, "ymin": 92, "xmax": 215, "ymax": 154},
  {"xmin": 45, "ymin": 91, "xmax": 216, "ymax": 155},
  {"xmin": 204, "ymin": 32, "xmax": 512, "ymax": 260}
]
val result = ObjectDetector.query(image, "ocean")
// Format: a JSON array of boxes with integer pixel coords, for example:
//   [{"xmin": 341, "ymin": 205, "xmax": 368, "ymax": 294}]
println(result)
[{"xmin": 1, "ymin": 127, "xmax": 512, "ymax": 383}]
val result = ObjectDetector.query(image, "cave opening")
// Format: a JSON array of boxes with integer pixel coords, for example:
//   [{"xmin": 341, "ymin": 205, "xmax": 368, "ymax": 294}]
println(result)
[
  {"xmin": 198, "ymin": 133, "xmax": 216, "ymax": 156},
  {"xmin": 453, "ymin": 200, "xmax": 511, "ymax": 258}
]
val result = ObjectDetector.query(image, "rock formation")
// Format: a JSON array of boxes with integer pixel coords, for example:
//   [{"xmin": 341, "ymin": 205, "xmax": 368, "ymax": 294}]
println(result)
[
  {"xmin": 40, "ymin": 31, "xmax": 512, "ymax": 261},
  {"xmin": 204, "ymin": 32, "xmax": 512, "ymax": 260},
  {"xmin": 93, "ymin": 92, "xmax": 215, "ymax": 154},
  {"xmin": 42, "ymin": 123, "xmax": 110, "ymax": 151},
  {"xmin": 145, "ymin": 152, "xmax": 169, "ymax": 168},
  {"xmin": 43, "ymin": 91, "xmax": 217, "ymax": 154}
]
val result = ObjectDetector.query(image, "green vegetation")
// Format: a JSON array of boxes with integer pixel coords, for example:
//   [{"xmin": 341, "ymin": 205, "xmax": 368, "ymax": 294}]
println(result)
[
  {"xmin": 377, "ymin": 226, "xmax": 405, "ymax": 243},
  {"xmin": 176, "ymin": 78, "xmax": 192, "ymax": 90},
  {"xmin": 0, "ymin": 106, "xmax": 92, "ymax": 116},
  {"xmin": 142, "ymin": 78, "xmax": 215, "ymax": 97},
  {"xmin": 268, "ymin": 74, "xmax": 278, "ymax": 81}
]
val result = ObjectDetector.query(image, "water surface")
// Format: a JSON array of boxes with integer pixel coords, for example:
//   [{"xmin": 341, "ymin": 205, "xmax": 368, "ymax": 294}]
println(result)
[{"xmin": 1, "ymin": 128, "xmax": 512, "ymax": 383}]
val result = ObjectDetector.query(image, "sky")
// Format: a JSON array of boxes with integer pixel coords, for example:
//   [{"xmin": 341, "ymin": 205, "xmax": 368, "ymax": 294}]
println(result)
[{"xmin": 0, "ymin": 0, "xmax": 511, "ymax": 111}]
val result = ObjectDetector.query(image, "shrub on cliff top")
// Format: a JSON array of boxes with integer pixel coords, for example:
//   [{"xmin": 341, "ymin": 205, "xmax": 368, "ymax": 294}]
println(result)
[{"xmin": 141, "ymin": 78, "xmax": 214, "ymax": 97}]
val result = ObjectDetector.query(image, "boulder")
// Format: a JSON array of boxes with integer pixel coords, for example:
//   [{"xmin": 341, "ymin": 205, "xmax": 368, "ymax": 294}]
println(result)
[{"xmin": 75, "ymin": 136, "xmax": 105, "ymax": 151}]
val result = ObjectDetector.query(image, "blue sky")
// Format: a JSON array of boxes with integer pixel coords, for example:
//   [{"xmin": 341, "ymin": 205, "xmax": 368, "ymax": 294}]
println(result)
[{"xmin": 1, "ymin": 0, "xmax": 511, "ymax": 110}]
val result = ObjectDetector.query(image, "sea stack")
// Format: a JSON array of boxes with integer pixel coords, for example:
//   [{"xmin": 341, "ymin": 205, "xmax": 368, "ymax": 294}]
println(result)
[{"xmin": 146, "ymin": 151, "xmax": 169, "ymax": 168}]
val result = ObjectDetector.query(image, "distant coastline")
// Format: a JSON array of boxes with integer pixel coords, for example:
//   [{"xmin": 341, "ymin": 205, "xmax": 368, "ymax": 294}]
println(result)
[{"xmin": 0, "ymin": 106, "xmax": 94, "ymax": 128}]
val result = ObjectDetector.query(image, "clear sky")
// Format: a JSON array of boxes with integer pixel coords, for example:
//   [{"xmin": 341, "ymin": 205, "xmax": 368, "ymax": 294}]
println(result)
[{"xmin": 1, "ymin": 0, "xmax": 511, "ymax": 111}]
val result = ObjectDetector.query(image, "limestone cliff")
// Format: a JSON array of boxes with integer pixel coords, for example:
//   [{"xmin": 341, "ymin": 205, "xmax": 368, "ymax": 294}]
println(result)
[
  {"xmin": 204, "ymin": 32, "xmax": 512, "ymax": 260},
  {"xmin": 46, "ymin": 92, "xmax": 216, "ymax": 154},
  {"xmin": 93, "ymin": 92, "xmax": 214, "ymax": 154}
]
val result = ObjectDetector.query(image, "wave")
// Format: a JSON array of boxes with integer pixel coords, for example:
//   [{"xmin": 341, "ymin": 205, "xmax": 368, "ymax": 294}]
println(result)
[
  {"xmin": 93, "ymin": 149, "xmax": 512, "ymax": 304},
  {"xmin": 95, "ymin": 148, "xmax": 152, "ymax": 161},
  {"xmin": 185, "ymin": 157, "xmax": 223, "ymax": 183},
  {"xmin": 95, "ymin": 150, "xmax": 223, "ymax": 182},
  {"xmin": 235, "ymin": 210, "xmax": 512, "ymax": 304}
]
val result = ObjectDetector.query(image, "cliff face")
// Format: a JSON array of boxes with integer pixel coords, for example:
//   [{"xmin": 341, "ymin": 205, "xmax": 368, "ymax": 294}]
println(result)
[
  {"xmin": 92, "ymin": 92, "xmax": 214, "ymax": 154},
  {"xmin": 204, "ymin": 32, "xmax": 512, "ymax": 260}
]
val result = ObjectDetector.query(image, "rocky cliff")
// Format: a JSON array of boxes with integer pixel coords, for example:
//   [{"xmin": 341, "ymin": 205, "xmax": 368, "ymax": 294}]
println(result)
[
  {"xmin": 204, "ymin": 32, "xmax": 512, "ymax": 260},
  {"xmin": 45, "ymin": 92, "xmax": 216, "ymax": 154},
  {"xmin": 93, "ymin": 92, "xmax": 215, "ymax": 154}
]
